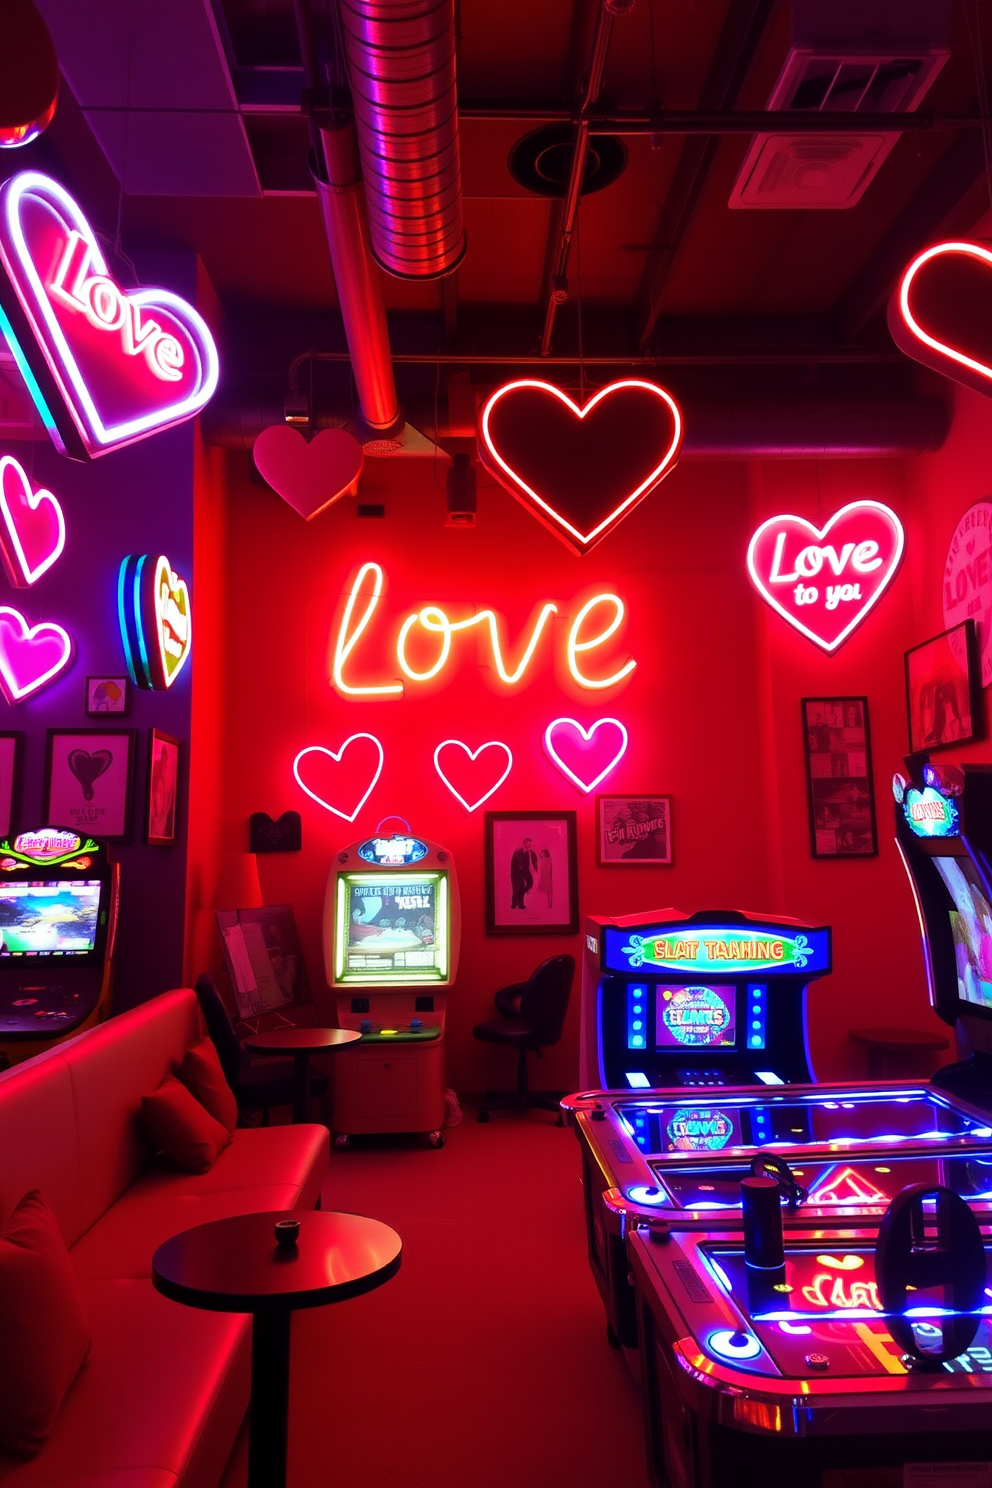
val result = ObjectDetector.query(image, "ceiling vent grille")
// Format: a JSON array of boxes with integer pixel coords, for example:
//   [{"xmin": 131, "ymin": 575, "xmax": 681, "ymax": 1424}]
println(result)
[{"xmin": 729, "ymin": 1, "xmax": 950, "ymax": 210}]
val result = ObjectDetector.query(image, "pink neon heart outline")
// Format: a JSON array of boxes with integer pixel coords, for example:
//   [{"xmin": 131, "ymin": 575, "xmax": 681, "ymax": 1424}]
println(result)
[
  {"xmin": 293, "ymin": 735, "xmax": 384, "ymax": 822},
  {"xmin": 479, "ymin": 379, "xmax": 682, "ymax": 549},
  {"xmin": 543, "ymin": 716, "xmax": 628, "ymax": 794},
  {"xmin": 433, "ymin": 739, "xmax": 512, "ymax": 813},
  {"xmin": 0, "ymin": 454, "xmax": 64, "ymax": 586},
  {"xmin": 152, "ymin": 555, "xmax": 191, "ymax": 688},
  {"xmin": 0, "ymin": 171, "xmax": 219, "ymax": 454},
  {"xmin": 0, "ymin": 605, "xmax": 72, "ymax": 701},
  {"xmin": 896, "ymin": 241, "xmax": 992, "ymax": 388},
  {"xmin": 746, "ymin": 501, "xmax": 905, "ymax": 652}
]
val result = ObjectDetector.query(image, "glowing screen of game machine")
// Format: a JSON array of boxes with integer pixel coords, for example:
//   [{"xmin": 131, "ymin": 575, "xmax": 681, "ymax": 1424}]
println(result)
[{"xmin": 591, "ymin": 911, "xmax": 831, "ymax": 1090}]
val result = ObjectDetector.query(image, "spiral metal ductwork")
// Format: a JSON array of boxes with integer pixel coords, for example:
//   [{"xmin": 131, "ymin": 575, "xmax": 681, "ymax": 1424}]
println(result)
[{"xmin": 338, "ymin": 0, "xmax": 466, "ymax": 280}]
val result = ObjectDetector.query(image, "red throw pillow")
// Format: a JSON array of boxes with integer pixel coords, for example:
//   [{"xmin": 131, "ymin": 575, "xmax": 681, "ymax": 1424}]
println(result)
[
  {"xmin": 0, "ymin": 1190, "xmax": 91, "ymax": 1458},
  {"xmin": 140, "ymin": 1074, "xmax": 232, "ymax": 1173},
  {"xmin": 178, "ymin": 1037, "xmax": 238, "ymax": 1134}
]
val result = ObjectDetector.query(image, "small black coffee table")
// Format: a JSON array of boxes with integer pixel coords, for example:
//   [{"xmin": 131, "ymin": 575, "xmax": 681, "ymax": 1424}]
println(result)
[
  {"xmin": 152, "ymin": 1209, "xmax": 401, "ymax": 1488},
  {"xmin": 243, "ymin": 1027, "xmax": 360, "ymax": 1123}
]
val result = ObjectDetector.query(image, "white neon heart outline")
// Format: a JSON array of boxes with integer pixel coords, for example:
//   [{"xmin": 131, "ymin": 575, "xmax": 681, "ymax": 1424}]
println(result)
[
  {"xmin": 897, "ymin": 241, "xmax": 992, "ymax": 386},
  {"xmin": 433, "ymin": 738, "xmax": 513, "ymax": 813},
  {"xmin": 0, "ymin": 171, "xmax": 219, "ymax": 454},
  {"xmin": 543, "ymin": 716, "xmax": 628, "ymax": 794},
  {"xmin": 0, "ymin": 605, "xmax": 72, "ymax": 701},
  {"xmin": 0, "ymin": 454, "xmax": 64, "ymax": 585},
  {"xmin": 480, "ymin": 379, "xmax": 682, "ymax": 548},
  {"xmin": 293, "ymin": 735, "xmax": 385, "ymax": 822},
  {"xmin": 746, "ymin": 501, "xmax": 905, "ymax": 653},
  {"xmin": 152, "ymin": 555, "xmax": 191, "ymax": 688}
]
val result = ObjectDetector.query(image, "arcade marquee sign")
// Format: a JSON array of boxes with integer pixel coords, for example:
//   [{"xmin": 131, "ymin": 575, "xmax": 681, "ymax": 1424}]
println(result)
[{"xmin": 611, "ymin": 924, "xmax": 831, "ymax": 975}]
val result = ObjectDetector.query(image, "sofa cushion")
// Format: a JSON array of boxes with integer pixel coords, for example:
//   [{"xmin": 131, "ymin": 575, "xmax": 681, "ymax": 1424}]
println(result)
[
  {"xmin": 178, "ymin": 1040, "xmax": 237, "ymax": 1135},
  {"xmin": 0, "ymin": 1192, "xmax": 92, "ymax": 1459},
  {"xmin": 140, "ymin": 1078, "xmax": 232, "ymax": 1174},
  {"xmin": 0, "ymin": 1281, "xmax": 249, "ymax": 1488}
]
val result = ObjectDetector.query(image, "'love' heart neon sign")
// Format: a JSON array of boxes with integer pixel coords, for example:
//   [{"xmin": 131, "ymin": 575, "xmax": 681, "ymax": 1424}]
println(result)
[{"xmin": 0, "ymin": 172, "xmax": 219, "ymax": 459}]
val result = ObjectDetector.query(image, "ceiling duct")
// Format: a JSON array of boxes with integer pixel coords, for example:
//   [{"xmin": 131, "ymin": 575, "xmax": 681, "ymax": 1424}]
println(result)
[
  {"xmin": 729, "ymin": 0, "xmax": 950, "ymax": 210},
  {"xmin": 338, "ymin": 0, "xmax": 465, "ymax": 278}
]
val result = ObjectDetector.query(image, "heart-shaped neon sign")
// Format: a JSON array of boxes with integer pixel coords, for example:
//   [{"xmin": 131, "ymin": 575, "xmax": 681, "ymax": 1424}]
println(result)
[
  {"xmin": 0, "ymin": 605, "xmax": 71, "ymax": 702},
  {"xmin": 747, "ymin": 501, "xmax": 905, "ymax": 651},
  {"xmin": 543, "ymin": 716, "xmax": 628, "ymax": 794},
  {"xmin": 118, "ymin": 553, "xmax": 192, "ymax": 690},
  {"xmin": 0, "ymin": 453, "xmax": 64, "ymax": 586},
  {"xmin": 479, "ymin": 379, "xmax": 682, "ymax": 554},
  {"xmin": 253, "ymin": 425, "xmax": 365, "ymax": 521},
  {"xmin": 293, "ymin": 735, "xmax": 384, "ymax": 822},
  {"xmin": 433, "ymin": 739, "xmax": 513, "ymax": 813},
  {"xmin": 889, "ymin": 241, "xmax": 992, "ymax": 397},
  {"xmin": 0, "ymin": 172, "xmax": 219, "ymax": 458}
]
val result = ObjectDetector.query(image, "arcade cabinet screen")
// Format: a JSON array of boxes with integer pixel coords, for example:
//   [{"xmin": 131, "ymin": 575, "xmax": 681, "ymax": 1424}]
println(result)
[
  {"xmin": 0, "ymin": 880, "xmax": 102, "ymax": 956},
  {"xmin": 335, "ymin": 871, "xmax": 449, "ymax": 983},
  {"xmin": 656, "ymin": 984, "xmax": 736, "ymax": 1049},
  {"xmin": 933, "ymin": 855, "xmax": 992, "ymax": 1012}
]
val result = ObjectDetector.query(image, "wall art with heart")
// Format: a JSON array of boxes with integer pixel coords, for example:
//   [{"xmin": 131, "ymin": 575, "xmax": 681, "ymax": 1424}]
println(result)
[
  {"xmin": 747, "ymin": 501, "xmax": 905, "ymax": 652},
  {"xmin": 118, "ymin": 553, "xmax": 191, "ymax": 690},
  {"xmin": 478, "ymin": 378, "xmax": 682, "ymax": 555},
  {"xmin": 889, "ymin": 241, "xmax": 992, "ymax": 398},
  {"xmin": 44, "ymin": 728, "xmax": 136, "ymax": 841},
  {"xmin": 249, "ymin": 811, "xmax": 303, "ymax": 853},
  {"xmin": 0, "ymin": 171, "xmax": 219, "ymax": 459}
]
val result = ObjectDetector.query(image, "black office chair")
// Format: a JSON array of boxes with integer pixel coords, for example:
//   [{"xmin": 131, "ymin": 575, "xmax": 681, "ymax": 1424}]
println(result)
[
  {"xmin": 473, "ymin": 954, "xmax": 575, "ymax": 1123},
  {"xmin": 194, "ymin": 974, "xmax": 327, "ymax": 1125}
]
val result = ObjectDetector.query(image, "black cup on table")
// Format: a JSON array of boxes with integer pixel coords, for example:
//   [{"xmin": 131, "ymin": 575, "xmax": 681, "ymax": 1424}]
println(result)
[{"xmin": 274, "ymin": 1219, "xmax": 300, "ymax": 1248}]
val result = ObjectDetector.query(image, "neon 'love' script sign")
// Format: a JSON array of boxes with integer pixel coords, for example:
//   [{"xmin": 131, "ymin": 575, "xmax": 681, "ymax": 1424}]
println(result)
[
  {"xmin": 0, "ymin": 172, "xmax": 219, "ymax": 459},
  {"xmin": 747, "ymin": 501, "xmax": 905, "ymax": 651}
]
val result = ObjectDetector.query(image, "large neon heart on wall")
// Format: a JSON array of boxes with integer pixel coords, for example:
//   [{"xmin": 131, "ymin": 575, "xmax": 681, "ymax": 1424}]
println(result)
[
  {"xmin": 888, "ymin": 242, "xmax": 992, "ymax": 397},
  {"xmin": 433, "ymin": 739, "xmax": 513, "ymax": 813},
  {"xmin": 478, "ymin": 379, "xmax": 682, "ymax": 554},
  {"xmin": 0, "ymin": 606, "xmax": 71, "ymax": 702},
  {"xmin": 0, "ymin": 453, "xmax": 64, "ymax": 586},
  {"xmin": 293, "ymin": 735, "xmax": 384, "ymax": 822},
  {"xmin": 0, "ymin": 172, "xmax": 219, "ymax": 458},
  {"xmin": 543, "ymin": 717, "xmax": 628, "ymax": 794},
  {"xmin": 747, "ymin": 501, "xmax": 905, "ymax": 652}
]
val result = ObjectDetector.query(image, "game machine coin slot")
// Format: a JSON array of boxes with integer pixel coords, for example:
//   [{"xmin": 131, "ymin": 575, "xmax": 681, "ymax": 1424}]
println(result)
[
  {"xmin": 0, "ymin": 827, "xmax": 118, "ymax": 1068},
  {"xmin": 323, "ymin": 821, "xmax": 460, "ymax": 1149},
  {"xmin": 894, "ymin": 760, "xmax": 992, "ymax": 1108}
]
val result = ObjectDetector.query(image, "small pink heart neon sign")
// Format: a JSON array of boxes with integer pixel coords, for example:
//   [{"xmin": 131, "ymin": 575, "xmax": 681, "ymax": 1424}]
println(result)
[
  {"xmin": 543, "ymin": 717, "xmax": 628, "ymax": 794},
  {"xmin": 0, "ymin": 606, "xmax": 71, "ymax": 702},
  {"xmin": 433, "ymin": 739, "xmax": 513, "ymax": 812},
  {"xmin": 0, "ymin": 454, "xmax": 64, "ymax": 586},
  {"xmin": 293, "ymin": 735, "xmax": 384, "ymax": 822}
]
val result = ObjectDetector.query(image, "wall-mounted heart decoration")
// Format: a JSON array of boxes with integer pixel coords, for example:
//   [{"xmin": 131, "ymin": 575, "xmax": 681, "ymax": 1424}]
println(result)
[
  {"xmin": 249, "ymin": 810, "xmax": 302, "ymax": 853},
  {"xmin": 0, "ymin": 453, "xmax": 64, "ymax": 586},
  {"xmin": 0, "ymin": 604, "xmax": 71, "ymax": 702},
  {"xmin": 293, "ymin": 734, "xmax": 384, "ymax": 822},
  {"xmin": 478, "ymin": 379, "xmax": 682, "ymax": 554},
  {"xmin": 747, "ymin": 501, "xmax": 905, "ymax": 652},
  {"xmin": 543, "ymin": 716, "xmax": 628, "ymax": 794},
  {"xmin": 889, "ymin": 241, "xmax": 992, "ymax": 397},
  {"xmin": 253, "ymin": 425, "xmax": 364, "ymax": 520},
  {"xmin": 0, "ymin": 171, "xmax": 219, "ymax": 459},
  {"xmin": 118, "ymin": 553, "xmax": 191, "ymax": 689},
  {"xmin": 433, "ymin": 739, "xmax": 513, "ymax": 813},
  {"xmin": 68, "ymin": 748, "xmax": 111, "ymax": 802}
]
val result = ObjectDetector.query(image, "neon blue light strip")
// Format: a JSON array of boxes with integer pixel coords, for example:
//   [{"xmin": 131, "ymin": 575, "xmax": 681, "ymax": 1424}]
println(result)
[
  {"xmin": 0, "ymin": 303, "xmax": 60, "ymax": 443},
  {"xmin": 746, "ymin": 983, "xmax": 766, "ymax": 1050},
  {"xmin": 627, "ymin": 982, "xmax": 647, "ymax": 1051},
  {"xmin": 131, "ymin": 554, "xmax": 151, "ymax": 684},
  {"xmin": 117, "ymin": 559, "xmax": 140, "ymax": 685}
]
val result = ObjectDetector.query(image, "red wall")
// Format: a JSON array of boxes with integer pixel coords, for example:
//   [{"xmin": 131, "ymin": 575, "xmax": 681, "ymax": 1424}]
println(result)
[{"xmin": 193, "ymin": 399, "xmax": 992, "ymax": 1092}]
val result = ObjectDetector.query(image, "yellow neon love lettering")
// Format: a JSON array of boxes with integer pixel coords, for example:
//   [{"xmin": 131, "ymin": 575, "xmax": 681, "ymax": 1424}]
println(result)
[{"xmin": 331, "ymin": 562, "xmax": 403, "ymax": 697}]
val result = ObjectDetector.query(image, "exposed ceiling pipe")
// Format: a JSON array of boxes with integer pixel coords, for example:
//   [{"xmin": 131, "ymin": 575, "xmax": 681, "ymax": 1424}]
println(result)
[{"xmin": 338, "ymin": 0, "xmax": 465, "ymax": 279}]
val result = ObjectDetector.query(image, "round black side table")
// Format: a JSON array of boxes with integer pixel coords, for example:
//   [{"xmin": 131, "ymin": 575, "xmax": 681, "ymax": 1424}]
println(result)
[
  {"xmin": 152, "ymin": 1209, "xmax": 401, "ymax": 1488},
  {"xmin": 244, "ymin": 1027, "xmax": 361, "ymax": 1123}
]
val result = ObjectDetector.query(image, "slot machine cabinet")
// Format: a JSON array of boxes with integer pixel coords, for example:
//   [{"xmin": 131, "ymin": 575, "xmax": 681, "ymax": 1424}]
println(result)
[
  {"xmin": 0, "ymin": 827, "xmax": 118, "ymax": 1069},
  {"xmin": 322, "ymin": 828, "xmax": 460, "ymax": 1147}
]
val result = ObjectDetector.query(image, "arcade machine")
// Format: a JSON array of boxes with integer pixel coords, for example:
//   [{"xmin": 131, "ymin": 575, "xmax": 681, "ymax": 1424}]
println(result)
[
  {"xmin": 894, "ymin": 758, "xmax": 992, "ymax": 1106},
  {"xmin": 0, "ymin": 826, "xmax": 118, "ymax": 1068},
  {"xmin": 323, "ymin": 823, "xmax": 459, "ymax": 1149}
]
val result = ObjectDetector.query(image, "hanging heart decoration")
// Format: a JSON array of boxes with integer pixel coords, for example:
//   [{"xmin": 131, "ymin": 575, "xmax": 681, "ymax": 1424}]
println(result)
[
  {"xmin": 433, "ymin": 739, "xmax": 513, "ymax": 813},
  {"xmin": 253, "ymin": 425, "xmax": 364, "ymax": 520},
  {"xmin": 293, "ymin": 734, "xmax": 384, "ymax": 822},
  {"xmin": 0, "ymin": 171, "xmax": 219, "ymax": 459},
  {"xmin": 747, "ymin": 501, "xmax": 905, "ymax": 651},
  {"xmin": 0, "ymin": 453, "xmax": 64, "ymax": 586},
  {"xmin": 478, "ymin": 379, "xmax": 682, "ymax": 554},
  {"xmin": 543, "ymin": 716, "xmax": 628, "ymax": 794},
  {"xmin": 889, "ymin": 241, "xmax": 992, "ymax": 397},
  {"xmin": 0, "ymin": 605, "xmax": 71, "ymax": 702}
]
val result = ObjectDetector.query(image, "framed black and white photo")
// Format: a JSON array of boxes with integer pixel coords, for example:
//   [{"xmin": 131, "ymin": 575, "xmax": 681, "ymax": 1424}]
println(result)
[
  {"xmin": 146, "ymin": 729, "xmax": 180, "ymax": 845},
  {"xmin": 597, "ymin": 795, "xmax": 672, "ymax": 866},
  {"xmin": 484, "ymin": 811, "xmax": 578, "ymax": 935},
  {"xmin": 44, "ymin": 729, "xmax": 136, "ymax": 842}
]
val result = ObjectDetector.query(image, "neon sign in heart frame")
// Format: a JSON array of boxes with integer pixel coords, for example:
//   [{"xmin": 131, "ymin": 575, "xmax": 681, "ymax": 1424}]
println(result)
[
  {"xmin": 118, "ymin": 553, "xmax": 191, "ymax": 691},
  {"xmin": 0, "ymin": 172, "xmax": 219, "ymax": 459}
]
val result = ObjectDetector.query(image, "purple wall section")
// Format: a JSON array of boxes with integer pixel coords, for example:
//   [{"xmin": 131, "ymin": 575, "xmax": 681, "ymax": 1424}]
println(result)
[{"xmin": 1, "ymin": 250, "xmax": 197, "ymax": 1011}]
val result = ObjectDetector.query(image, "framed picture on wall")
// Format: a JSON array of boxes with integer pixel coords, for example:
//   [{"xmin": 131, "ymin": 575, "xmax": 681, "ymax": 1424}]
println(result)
[
  {"xmin": 85, "ymin": 676, "xmax": 130, "ymax": 717},
  {"xmin": 484, "ymin": 811, "xmax": 578, "ymax": 935},
  {"xmin": 596, "ymin": 795, "xmax": 672, "ymax": 866},
  {"xmin": 146, "ymin": 729, "xmax": 181, "ymax": 845},
  {"xmin": 44, "ymin": 729, "xmax": 136, "ymax": 842},
  {"xmin": 0, "ymin": 732, "xmax": 23, "ymax": 838},
  {"xmin": 905, "ymin": 619, "xmax": 983, "ymax": 754},
  {"xmin": 801, "ymin": 697, "xmax": 877, "ymax": 858}
]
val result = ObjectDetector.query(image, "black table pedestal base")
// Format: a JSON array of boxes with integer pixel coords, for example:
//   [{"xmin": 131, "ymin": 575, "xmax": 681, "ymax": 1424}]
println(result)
[{"xmin": 248, "ymin": 1309, "xmax": 292, "ymax": 1488}]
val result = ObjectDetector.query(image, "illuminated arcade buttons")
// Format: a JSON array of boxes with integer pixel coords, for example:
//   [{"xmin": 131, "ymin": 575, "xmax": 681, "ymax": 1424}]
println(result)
[{"xmin": 707, "ymin": 1329, "xmax": 761, "ymax": 1362}]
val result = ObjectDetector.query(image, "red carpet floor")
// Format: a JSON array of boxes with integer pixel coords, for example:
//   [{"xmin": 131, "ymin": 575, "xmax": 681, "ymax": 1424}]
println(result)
[{"xmin": 228, "ymin": 1112, "xmax": 651, "ymax": 1488}]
